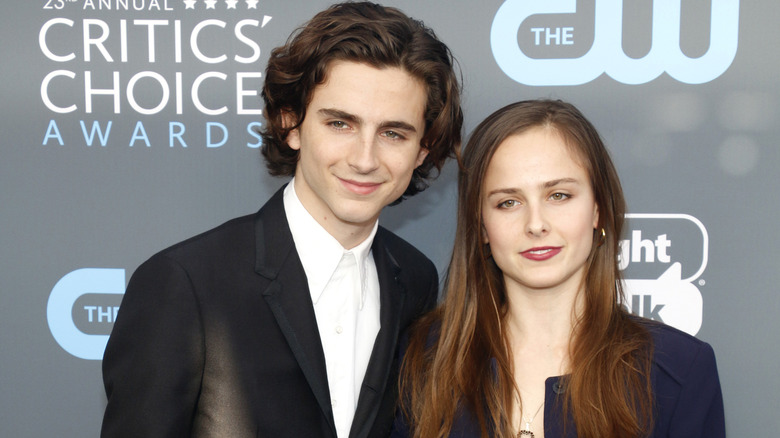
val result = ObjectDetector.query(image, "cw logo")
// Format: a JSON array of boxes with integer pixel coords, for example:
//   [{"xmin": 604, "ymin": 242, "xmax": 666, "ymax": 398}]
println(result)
[
  {"xmin": 47, "ymin": 268, "xmax": 125, "ymax": 360},
  {"xmin": 491, "ymin": 0, "xmax": 740, "ymax": 86}
]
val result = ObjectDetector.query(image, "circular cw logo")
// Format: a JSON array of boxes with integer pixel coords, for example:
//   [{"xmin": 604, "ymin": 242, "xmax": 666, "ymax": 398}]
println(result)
[{"xmin": 47, "ymin": 268, "xmax": 125, "ymax": 360}]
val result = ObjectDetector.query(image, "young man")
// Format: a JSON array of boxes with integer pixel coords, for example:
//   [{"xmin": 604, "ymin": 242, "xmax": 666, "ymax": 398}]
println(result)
[{"xmin": 100, "ymin": 2, "xmax": 462, "ymax": 437}]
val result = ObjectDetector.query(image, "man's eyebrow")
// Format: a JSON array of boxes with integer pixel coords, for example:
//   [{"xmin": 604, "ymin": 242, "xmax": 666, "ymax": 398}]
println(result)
[
  {"xmin": 317, "ymin": 108, "xmax": 418, "ymax": 133},
  {"xmin": 379, "ymin": 120, "xmax": 418, "ymax": 133},
  {"xmin": 318, "ymin": 108, "xmax": 362, "ymax": 124}
]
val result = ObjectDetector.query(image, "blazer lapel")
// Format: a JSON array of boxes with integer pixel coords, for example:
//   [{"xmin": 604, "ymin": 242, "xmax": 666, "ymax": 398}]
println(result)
[
  {"xmin": 254, "ymin": 188, "xmax": 337, "ymax": 437},
  {"xmin": 350, "ymin": 232, "xmax": 406, "ymax": 438}
]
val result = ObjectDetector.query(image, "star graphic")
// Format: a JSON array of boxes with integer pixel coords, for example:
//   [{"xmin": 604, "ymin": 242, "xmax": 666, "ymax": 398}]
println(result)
[
  {"xmin": 246, "ymin": 0, "xmax": 259, "ymax": 9},
  {"xmin": 205, "ymin": 0, "xmax": 217, "ymax": 8},
  {"xmin": 183, "ymin": 0, "xmax": 197, "ymax": 9},
  {"xmin": 226, "ymin": 0, "xmax": 238, "ymax": 8}
]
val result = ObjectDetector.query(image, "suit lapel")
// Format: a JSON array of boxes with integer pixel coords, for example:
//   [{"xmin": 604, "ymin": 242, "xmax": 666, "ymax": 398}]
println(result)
[
  {"xmin": 350, "ymin": 231, "xmax": 406, "ymax": 438},
  {"xmin": 254, "ymin": 188, "xmax": 337, "ymax": 437}
]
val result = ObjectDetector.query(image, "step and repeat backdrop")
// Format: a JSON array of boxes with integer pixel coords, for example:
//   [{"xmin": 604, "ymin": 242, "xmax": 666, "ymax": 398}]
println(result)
[{"xmin": 2, "ymin": 0, "xmax": 776, "ymax": 435}]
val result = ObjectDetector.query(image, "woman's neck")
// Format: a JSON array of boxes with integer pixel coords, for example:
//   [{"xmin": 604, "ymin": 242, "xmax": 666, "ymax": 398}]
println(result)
[
  {"xmin": 504, "ymin": 281, "xmax": 584, "ymax": 374},
  {"xmin": 505, "ymin": 286, "xmax": 584, "ymax": 438}
]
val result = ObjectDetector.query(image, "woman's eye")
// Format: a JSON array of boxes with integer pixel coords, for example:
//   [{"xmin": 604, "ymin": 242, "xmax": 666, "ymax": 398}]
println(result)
[
  {"xmin": 550, "ymin": 193, "xmax": 569, "ymax": 201},
  {"xmin": 499, "ymin": 200, "xmax": 517, "ymax": 208}
]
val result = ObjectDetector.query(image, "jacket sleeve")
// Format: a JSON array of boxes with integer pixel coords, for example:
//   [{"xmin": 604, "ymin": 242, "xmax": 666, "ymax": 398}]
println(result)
[
  {"xmin": 101, "ymin": 254, "xmax": 205, "ymax": 438},
  {"xmin": 667, "ymin": 342, "xmax": 726, "ymax": 438}
]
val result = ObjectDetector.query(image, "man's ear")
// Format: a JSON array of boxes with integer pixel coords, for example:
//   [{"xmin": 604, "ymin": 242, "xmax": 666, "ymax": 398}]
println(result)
[
  {"xmin": 282, "ymin": 111, "xmax": 301, "ymax": 151},
  {"xmin": 415, "ymin": 147, "xmax": 429, "ymax": 168}
]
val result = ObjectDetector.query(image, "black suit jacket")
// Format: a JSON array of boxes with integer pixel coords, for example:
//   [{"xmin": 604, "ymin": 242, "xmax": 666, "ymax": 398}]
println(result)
[{"xmin": 101, "ymin": 187, "xmax": 439, "ymax": 438}]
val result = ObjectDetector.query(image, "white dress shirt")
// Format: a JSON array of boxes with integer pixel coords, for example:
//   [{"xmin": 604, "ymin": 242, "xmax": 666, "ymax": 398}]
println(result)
[{"xmin": 283, "ymin": 180, "xmax": 381, "ymax": 438}]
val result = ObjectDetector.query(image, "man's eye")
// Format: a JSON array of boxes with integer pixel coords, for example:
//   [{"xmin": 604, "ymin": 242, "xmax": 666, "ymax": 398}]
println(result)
[
  {"xmin": 330, "ymin": 121, "xmax": 347, "ymax": 129},
  {"xmin": 383, "ymin": 130, "xmax": 402, "ymax": 139}
]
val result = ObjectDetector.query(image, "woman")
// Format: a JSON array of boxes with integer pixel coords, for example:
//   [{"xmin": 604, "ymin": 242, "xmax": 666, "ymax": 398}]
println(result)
[{"xmin": 395, "ymin": 100, "xmax": 724, "ymax": 438}]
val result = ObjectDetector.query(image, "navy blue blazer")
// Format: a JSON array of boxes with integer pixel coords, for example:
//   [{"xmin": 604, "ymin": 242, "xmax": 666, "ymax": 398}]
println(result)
[{"xmin": 392, "ymin": 319, "xmax": 725, "ymax": 437}]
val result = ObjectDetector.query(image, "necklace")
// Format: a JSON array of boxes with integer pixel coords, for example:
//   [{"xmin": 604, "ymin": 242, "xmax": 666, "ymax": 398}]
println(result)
[{"xmin": 516, "ymin": 401, "xmax": 544, "ymax": 438}]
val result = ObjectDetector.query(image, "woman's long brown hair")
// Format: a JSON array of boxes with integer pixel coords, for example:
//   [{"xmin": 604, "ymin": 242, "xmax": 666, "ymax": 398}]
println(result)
[{"xmin": 399, "ymin": 100, "xmax": 654, "ymax": 438}]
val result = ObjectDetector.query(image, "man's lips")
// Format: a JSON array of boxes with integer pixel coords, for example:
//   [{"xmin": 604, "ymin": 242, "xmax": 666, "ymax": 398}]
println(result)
[
  {"xmin": 520, "ymin": 247, "xmax": 561, "ymax": 261},
  {"xmin": 340, "ymin": 178, "xmax": 381, "ymax": 195}
]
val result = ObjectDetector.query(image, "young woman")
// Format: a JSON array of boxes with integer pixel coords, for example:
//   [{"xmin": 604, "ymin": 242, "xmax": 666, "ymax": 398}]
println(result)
[{"xmin": 394, "ymin": 100, "xmax": 724, "ymax": 438}]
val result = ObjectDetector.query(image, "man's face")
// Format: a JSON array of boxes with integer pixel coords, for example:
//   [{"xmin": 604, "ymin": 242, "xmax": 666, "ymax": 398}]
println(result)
[{"xmin": 287, "ymin": 60, "xmax": 428, "ymax": 248}]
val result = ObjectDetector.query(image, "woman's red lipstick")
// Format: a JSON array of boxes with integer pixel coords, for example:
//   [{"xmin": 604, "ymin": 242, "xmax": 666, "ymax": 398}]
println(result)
[{"xmin": 521, "ymin": 247, "xmax": 561, "ymax": 261}]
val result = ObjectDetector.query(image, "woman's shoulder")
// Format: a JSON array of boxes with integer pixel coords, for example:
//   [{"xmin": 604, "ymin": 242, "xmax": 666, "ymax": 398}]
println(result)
[{"xmin": 632, "ymin": 316, "xmax": 718, "ymax": 385}]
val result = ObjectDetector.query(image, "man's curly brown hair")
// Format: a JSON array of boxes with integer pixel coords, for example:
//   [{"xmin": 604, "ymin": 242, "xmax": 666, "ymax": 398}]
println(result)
[{"xmin": 260, "ymin": 1, "xmax": 463, "ymax": 201}]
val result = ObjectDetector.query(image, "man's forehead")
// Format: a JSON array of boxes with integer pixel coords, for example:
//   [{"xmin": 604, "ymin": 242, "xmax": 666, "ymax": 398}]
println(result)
[{"xmin": 305, "ymin": 60, "xmax": 427, "ymax": 128}]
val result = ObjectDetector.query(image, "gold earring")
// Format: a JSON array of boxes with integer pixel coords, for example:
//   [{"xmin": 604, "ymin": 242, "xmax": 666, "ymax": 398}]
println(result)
[{"xmin": 598, "ymin": 228, "xmax": 606, "ymax": 247}]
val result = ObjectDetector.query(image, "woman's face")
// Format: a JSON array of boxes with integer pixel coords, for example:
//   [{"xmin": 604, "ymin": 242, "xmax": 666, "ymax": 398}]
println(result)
[{"xmin": 481, "ymin": 126, "xmax": 599, "ymax": 296}]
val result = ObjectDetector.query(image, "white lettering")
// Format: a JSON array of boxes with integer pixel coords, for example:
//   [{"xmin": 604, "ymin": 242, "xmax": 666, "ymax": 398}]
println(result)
[
  {"xmin": 234, "ymin": 19, "xmax": 261, "ymax": 63},
  {"xmin": 191, "ymin": 20, "xmax": 227, "ymax": 64},
  {"xmin": 40, "ymin": 18, "xmax": 76, "ymax": 62},
  {"xmin": 84, "ymin": 71, "xmax": 121, "ymax": 113},
  {"xmin": 618, "ymin": 230, "xmax": 673, "ymax": 270},
  {"xmin": 127, "ymin": 71, "xmax": 170, "ymax": 114},
  {"xmin": 41, "ymin": 70, "xmax": 77, "ymax": 113},
  {"xmin": 236, "ymin": 72, "xmax": 263, "ymax": 115},
  {"xmin": 83, "ymin": 19, "xmax": 113, "ymax": 62},
  {"xmin": 192, "ymin": 72, "xmax": 228, "ymax": 115},
  {"xmin": 135, "ymin": 19, "xmax": 169, "ymax": 63}
]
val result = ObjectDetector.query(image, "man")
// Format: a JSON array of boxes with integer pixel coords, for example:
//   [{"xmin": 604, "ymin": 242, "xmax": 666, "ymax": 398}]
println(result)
[{"xmin": 100, "ymin": 2, "xmax": 462, "ymax": 437}]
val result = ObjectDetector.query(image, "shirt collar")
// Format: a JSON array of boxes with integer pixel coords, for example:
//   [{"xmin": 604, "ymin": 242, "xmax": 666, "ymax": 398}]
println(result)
[{"xmin": 283, "ymin": 178, "xmax": 378, "ymax": 306}]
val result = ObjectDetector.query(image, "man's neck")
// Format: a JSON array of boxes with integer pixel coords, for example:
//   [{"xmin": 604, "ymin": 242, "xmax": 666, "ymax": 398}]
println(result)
[{"xmin": 285, "ymin": 180, "xmax": 379, "ymax": 249}]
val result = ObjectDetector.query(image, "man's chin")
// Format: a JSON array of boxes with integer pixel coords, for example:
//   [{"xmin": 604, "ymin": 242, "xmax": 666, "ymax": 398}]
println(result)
[
  {"xmin": 334, "ymin": 205, "xmax": 383, "ymax": 228},
  {"xmin": 338, "ymin": 214, "xmax": 380, "ymax": 228}
]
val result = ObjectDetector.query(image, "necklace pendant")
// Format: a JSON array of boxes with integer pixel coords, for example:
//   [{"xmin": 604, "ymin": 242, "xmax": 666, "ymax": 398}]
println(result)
[{"xmin": 516, "ymin": 400, "xmax": 543, "ymax": 438}]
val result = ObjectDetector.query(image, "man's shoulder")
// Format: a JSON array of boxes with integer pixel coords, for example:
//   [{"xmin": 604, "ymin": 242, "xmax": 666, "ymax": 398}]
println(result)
[
  {"xmin": 375, "ymin": 226, "xmax": 435, "ymax": 269},
  {"xmin": 160, "ymin": 213, "xmax": 256, "ymax": 257},
  {"xmin": 122, "ymin": 212, "xmax": 263, "ymax": 301},
  {"xmin": 132, "ymin": 212, "xmax": 260, "ymax": 277},
  {"xmin": 153, "ymin": 186, "xmax": 286, "ymax": 260}
]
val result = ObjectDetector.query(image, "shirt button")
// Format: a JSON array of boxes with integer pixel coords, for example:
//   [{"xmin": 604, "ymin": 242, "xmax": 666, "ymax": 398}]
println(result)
[
  {"xmin": 335, "ymin": 326, "xmax": 343, "ymax": 334},
  {"xmin": 332, "ymin": 399, "xmax": 338, "ymax": 407}
]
